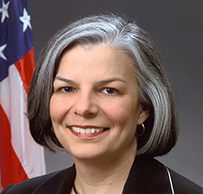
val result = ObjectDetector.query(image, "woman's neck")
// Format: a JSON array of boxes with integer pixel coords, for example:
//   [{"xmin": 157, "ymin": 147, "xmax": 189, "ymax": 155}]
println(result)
[{"xmin": 72, "ymin": 146, "xmax": 136, "ymax": 194}]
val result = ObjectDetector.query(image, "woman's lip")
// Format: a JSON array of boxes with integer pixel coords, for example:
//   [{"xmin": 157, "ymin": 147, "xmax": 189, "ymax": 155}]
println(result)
[
  {"xmin": 69, "ymin": 126, "xmax": 109, "ymax": 134},
  {"xmin": 68, "ymin": 126, "xmax": 109, "ymax": 139},
  {"xmin": 69, "ymin": 125, "xmax": 107, "ymax": 129}
]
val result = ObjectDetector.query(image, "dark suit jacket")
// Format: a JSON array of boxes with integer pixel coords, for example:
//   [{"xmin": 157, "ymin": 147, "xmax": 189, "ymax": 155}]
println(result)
[{"xmin": 2, "ymin": 156, "xmax": 203, "ymax": 194}]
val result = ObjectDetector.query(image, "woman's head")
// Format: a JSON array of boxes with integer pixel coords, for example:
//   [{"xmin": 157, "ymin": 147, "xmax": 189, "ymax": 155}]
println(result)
[
  {"xmin": 28, "ymin": 13, "xmax": 178, "ymax": 157},
  {"xmin": 49, "ymin": 44, "xmax": 149, "ymax": 161}
]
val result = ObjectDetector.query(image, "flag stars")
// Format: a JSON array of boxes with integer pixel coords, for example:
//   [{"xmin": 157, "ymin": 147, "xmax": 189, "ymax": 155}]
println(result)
[
  {"xmin": 0, "ymin": 44, "xmax": 7, "ymax": 60},
  {"xmin": 19, "ymin": 8, "xmax": 31, "ymax": 32},
  {"xmin": 0, "ymin": 0, "xmax": 10, "ymax": 23}
]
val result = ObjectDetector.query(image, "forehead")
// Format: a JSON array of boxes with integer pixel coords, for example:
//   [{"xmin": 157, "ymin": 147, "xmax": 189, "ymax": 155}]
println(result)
[{"xmin": 57, "ymin": 44, "xmax": 136, "ymax": 79}]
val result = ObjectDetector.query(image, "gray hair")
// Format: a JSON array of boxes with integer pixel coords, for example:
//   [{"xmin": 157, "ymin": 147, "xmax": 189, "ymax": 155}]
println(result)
[{"xmin": 28, "ymin": 13, "xmax": 178, "ymax": 157}]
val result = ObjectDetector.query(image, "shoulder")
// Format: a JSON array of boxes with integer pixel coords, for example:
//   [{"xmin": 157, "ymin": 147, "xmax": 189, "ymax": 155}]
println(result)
[
  {"xmin": 2, "ymin": 172, "xmax": 57, "ymax": 194},
  {"xmin": 145, "ymin": 157, "xmax": 203, "ymax": 194},
  {"xmin": 168, "ymin": 168, "xmax": 203, "ymax": 194},
  {"xmin": 2, "ymin": 165, "xmax": 76, "ymax": 194},
  {"xmin": 125, "ymin": 156, "xmax": 203, "ymax": 194}
]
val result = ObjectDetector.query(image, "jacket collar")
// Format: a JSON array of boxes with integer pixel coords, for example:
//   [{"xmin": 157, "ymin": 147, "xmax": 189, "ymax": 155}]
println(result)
[
  {"xmin": 32, "ymin": 165, "xmax": 75, "ymax": 194},
  {"xmin": 32, "ymin": 156, "xmax": 172, "ymax": 194},
  {"xmin": 123, "ymin": 156, "xmax": 173, "ymax": 194}
]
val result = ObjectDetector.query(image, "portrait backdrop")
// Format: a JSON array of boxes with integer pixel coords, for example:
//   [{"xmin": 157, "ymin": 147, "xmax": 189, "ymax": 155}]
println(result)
[{"xmin": 29, "ymin": 0, "xmax": 203, "ymax": 186}]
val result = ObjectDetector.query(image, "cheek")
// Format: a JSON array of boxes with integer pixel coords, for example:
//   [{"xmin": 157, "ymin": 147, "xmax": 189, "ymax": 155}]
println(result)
[
  {"xmin": 50, "ymin": 96, "xmax": 67, "ymax": 122},
  {"xmin": 104, "ymin": 101, "xmax": 137, "ymax": 125}
]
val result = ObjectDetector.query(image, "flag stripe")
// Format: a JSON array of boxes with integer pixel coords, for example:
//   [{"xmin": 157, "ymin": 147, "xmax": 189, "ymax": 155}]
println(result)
[
  {"xmin": 0, "ymin": 105, "xmax": 28, "ymax": 188},
  {"xmin": 0, "ymin": 0, "xmax": 45, "ymax": 189},
  {"xmin": 0, "ymin": 64, "xmax": 45, "ymax": 180},
  {"xmin": 14, "ymin": 47, "xmax": 35, "ymax": 93}
]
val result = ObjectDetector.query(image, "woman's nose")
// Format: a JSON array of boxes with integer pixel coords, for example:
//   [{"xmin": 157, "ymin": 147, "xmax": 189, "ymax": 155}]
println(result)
[{"xmin": 73, "ymin": 91, "xmax": 99, "ymax": 118}]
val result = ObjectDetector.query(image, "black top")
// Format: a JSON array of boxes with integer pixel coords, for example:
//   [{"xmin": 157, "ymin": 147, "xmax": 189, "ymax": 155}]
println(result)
[{"xmin": 2, "ymin": 156, "xmax": 203, "ymax": 194}]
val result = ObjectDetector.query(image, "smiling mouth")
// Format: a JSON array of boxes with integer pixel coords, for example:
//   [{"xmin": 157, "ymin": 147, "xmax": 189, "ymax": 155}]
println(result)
[{"xmin": 70, "ymin": 127, "xmax": 109, "ymax": 134}]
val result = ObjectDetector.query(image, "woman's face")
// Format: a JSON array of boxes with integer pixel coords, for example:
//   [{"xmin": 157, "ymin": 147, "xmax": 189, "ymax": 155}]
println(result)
[{"xmin": 50, "ymin": 45, "xmax": 148, "ymax": 162}]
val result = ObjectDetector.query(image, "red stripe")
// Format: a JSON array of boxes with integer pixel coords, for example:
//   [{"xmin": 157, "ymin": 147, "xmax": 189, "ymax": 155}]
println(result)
[
  {"xmin": 0, "ymin": 105, "xmax": 28, "ymax": 188},
  {"xmin": 14, "ymin": 48, "xmax": 35, "ymax": 93}
]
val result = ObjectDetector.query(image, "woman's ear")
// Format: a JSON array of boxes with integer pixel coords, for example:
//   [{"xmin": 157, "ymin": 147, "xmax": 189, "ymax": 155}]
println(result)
[{"xmin": 137, "ymin": 107, "xmax": 150, "ymax": 125}]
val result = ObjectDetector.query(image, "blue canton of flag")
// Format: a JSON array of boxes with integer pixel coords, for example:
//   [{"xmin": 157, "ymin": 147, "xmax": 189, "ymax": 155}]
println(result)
[{"xmin": 0, "ymin": 0, "xmax": 33, "ymax": 81}]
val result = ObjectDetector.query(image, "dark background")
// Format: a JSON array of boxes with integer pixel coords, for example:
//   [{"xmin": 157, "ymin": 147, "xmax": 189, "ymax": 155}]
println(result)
[{"xmin": 29, "ymin": 0, "xmax": 203, "ymax": 186}]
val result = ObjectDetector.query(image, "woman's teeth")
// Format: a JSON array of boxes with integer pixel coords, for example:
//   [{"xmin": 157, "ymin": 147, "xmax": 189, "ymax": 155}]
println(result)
[{"xmin": 71, "ymin": 127, "xmax": 104, "ymax": 134}]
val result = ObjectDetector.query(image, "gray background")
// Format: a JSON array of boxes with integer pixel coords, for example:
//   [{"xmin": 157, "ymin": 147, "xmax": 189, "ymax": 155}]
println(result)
[{"xmin": 29, "ymin": 0, "xmax": 203, "ymax": 186}]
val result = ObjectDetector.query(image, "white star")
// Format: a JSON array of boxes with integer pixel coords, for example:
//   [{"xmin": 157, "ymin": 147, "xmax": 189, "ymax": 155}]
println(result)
[
  {"xmin": 0, "ymin": 44, "xmax": 7, "ymax": 60},
  {"xmin": 0, "ymin": 0, "xmax": 10, "ymax": 23},
  {"xmin": 19, "ymin": 8, "xmax": 31, "ymax": 32}
]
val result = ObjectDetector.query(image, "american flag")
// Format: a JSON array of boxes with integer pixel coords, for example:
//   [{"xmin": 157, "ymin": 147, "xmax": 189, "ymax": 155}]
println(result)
[{"xmin": 0, "ymin": 0, "xmax": 45, "ymax": 190}]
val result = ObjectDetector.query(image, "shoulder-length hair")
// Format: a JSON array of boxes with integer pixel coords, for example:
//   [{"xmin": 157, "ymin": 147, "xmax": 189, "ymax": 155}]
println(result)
[{"xmin": 28, "ymin": 13, "xmax": 178, "ymax": 157}]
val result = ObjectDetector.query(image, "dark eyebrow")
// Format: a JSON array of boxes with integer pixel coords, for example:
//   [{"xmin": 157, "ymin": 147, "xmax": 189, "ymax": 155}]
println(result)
[
  {"xmin": 54, "ymin": 76, "xmax": 76, "ymax": 85},
  {"xmin": 96, "ymin": 77, "xmax": 127, "ymax": 85},
  {"xmin": 55, "ymin": 76, "xmax": 127, "ymax": 85}
]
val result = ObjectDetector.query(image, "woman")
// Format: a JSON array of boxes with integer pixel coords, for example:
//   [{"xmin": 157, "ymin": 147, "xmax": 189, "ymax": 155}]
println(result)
[{"xmin": 2, "ymin": 13, "xmax": 203, "ymax": 194}]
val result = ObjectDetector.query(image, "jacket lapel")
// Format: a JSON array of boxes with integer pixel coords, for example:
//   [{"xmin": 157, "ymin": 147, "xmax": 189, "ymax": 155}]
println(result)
[
  {"xmin": 32, "ymin": 165, "xmax": 76, "ymax": 194},
  {"xmin": 123, "ymin": 156, "xmax": 172, "ymax": 194}
]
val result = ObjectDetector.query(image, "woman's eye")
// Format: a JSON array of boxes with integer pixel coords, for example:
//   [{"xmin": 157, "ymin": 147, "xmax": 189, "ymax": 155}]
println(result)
[
  {"xmin": 59, "ymin": 87, "xmax": 75, "ymax": 93},
  {"xmin": 102, "ymin": 88, "xmax": 118, "ymax": 95}
]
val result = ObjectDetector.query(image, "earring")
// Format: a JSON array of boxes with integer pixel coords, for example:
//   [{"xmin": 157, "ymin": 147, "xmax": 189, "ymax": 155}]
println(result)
[
  {"xmin": 51, "ymin": 126, "xmax": 54, "ymax": 133},
  {"xmin": 136, "ymin": 124, "xmax": 145, "ymax": 136}
]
